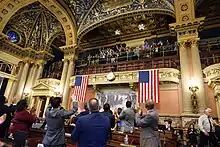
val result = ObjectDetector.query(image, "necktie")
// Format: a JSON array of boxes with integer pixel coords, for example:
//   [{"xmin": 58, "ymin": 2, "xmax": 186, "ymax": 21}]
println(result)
[{"xmin": 208, "ymin": 117, "xmax": 213, "ymax": 132}]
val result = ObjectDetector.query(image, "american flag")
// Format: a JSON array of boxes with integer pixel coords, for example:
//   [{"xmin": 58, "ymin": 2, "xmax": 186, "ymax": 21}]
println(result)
[
  {"xmin": 71, "ymin": 75, "xmax": 88, "ymax": 102},
  {"xmin": 138, "ymin": 70, "xmax": 159, "ymax": 103}
]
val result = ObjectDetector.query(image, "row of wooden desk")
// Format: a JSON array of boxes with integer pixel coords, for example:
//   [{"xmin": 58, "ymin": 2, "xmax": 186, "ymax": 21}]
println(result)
[{"xmin": 28, "ymin": 128, "xmax": 178, "ymax": 147}]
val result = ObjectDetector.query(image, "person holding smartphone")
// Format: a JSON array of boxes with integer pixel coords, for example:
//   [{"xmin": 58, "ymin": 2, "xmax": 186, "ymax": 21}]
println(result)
[{"xmin": 43, "ymin": 97, "xmax": 78, "ymax": 147}]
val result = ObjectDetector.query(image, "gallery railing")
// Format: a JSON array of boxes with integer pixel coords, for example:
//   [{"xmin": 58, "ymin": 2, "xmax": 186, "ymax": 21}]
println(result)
[{"xmin": 75, "ymin": 56, "xmax": 180, "ymax": 75}]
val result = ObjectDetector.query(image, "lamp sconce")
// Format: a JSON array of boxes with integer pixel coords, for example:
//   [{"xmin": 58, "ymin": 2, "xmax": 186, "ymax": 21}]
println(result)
[
  {"xmin": 189, "ymin": 79, "xmax": 199, "ymax": 114},
  {"xmin": 54, "ymin": 87, "xmax": 61, "ymax": 96}
]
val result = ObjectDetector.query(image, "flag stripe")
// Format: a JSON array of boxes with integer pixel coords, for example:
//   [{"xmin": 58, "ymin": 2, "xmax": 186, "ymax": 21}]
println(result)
[
  {"xmin": 138, "ymin": 70, "xmax": 159, "ymax": 103},
  {"xmin": 72, "ymin": 75, "xmax": 88, "ymax": 102}
]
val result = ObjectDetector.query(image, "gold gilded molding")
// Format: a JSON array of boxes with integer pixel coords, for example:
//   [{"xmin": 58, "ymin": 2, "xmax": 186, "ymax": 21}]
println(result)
[
  {"xmin": 70, "ymin": 68, "xmax": 180, "ymax": 86},
  {"xmin": 203, "ymin": 63, "xmax": 220, "ymax": 81},
  {"xmin": 0, "ymin": 0, "xmax": 76, "ymax": 45},
  {"xmin": 32, "ymin": 78, "xmax": 60, "ymax": 96}
]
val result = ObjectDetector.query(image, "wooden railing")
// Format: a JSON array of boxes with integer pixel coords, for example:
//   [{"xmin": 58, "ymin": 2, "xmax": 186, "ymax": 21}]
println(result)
[{"xmin": 75, "ymin": 56, "xmax": 179, "ymax": 75}]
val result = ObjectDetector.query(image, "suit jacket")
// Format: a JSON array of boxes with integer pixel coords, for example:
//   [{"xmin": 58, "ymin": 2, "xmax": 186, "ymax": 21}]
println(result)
[
  {"xmin": 43, "ymin": 105, "xmax": 76, "ymax": 146},
  {"xmin": 119, "ymin": 108, "xmax": 135, "ymax": 132},
  {"xmin": 135, "ymin": 109, "xmax": 159, "ymax": 138},
  {"xmin": 101, "ymin": 111, "xmax": 115, "ymax": 129},
  {"xmin": 71, "ymin": 112, "xmax": 111, "ymax": 147}
]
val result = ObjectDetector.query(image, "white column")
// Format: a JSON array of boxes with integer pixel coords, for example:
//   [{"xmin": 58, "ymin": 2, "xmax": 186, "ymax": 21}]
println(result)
[
  {"xmin": 15, "ymin": 61, "xmax": 30, "ymax": 101},
  {"xmin": 60, "ymin": 59, "xmax": 69, "ymax": 94},
  {"xmin": 43, "ymin": 97, "xmax": 50, "ymax": 118},
  {"xmin": 62, "ymin": 58, "xmax": 74, "ymax": 109},
  {"xmin": 179, "ymin": 42, "xmax": 192, "ymax": 114},
  {"xmin": 4, "ymin": 79, "xmax": 15, "ymax": 100},
  {"xmin": 9, "ymin": 62, "xmax": 24, "ymax": 101},
  {"xmin": 191, "ymin": 40, "xmax": 207, "ymax": 112},
  {"xmin": 24, "ymin": 64, "xmax": 35, "ymax": 89},
  {"xmin": 34, "ymin": 61, "xmax": 45, "ymax": 84}
]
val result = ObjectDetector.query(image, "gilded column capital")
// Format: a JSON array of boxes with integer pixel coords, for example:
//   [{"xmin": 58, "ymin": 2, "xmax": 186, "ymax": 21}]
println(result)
[
  {"xmin": 36, "ymin": 60, "xmax": 46, "ymax": 66},
  {"xmin": 60, "ymin": 44, "xmax": 77, "ymax": 55}
]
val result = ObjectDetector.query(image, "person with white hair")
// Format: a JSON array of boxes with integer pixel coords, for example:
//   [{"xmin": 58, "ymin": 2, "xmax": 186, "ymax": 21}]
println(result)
[{"xmin": 198, "ymin": 108, "xmax": 219, "ymax": 147}]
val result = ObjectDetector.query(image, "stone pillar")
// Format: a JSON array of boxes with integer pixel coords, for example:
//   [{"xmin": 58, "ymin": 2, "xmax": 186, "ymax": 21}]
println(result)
[
  {"xmin": 34, "ymin": 61, "xmax": 45, "ymax": 84},
  {"xmin": 60, "ymin": 59, "xmax": 69, "ymax": 94},
  {"xmin": 191, "ymin": 40, "xmax": 207, "ymax": 112},
  {"xmin": 62, "ymin": 58, "xmax": 74, "ymax": 109},
  {"xmin": 178, "ymin": 42, "xmax": 192, "ymax": 114},
  {"xmin": 4, "ymin": 79, "xmax": 15, "ymax": 100},
  {"xmin": 170, "ymin": 0, "xmax": 208, "ymax": 114},
  {"xmin": 43, "ymin": 96, "xmax": 50, "ymax": 118},
  {"xmin": 25, "ymin": 63, "xmax": 38, "ymax": 90},
  {"xmin": 9, "ymin": 62, "xmax": 24, "ymax": 102},
  {"xmin": 215, "ymin": 95, "xmax": 220, "ymax": 120},
  {"xmin": 15, "ymin": 61, "xmax": 30, "ymax": 101},
  {"xmin": 36, "ymin": 97, "xmax": 42, "ymax": 117}
]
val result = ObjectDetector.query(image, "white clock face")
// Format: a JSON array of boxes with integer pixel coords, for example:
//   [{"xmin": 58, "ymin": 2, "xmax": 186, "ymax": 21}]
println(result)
[{"xmin": 107, "ymin": 72, "xmax": 115, "ymax": 81}]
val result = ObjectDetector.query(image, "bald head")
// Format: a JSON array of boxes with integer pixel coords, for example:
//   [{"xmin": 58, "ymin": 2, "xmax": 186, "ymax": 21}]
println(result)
[
  {"xmin": 204, "ymin": 108, "xmax": 212, "ymax": 117},
  {"xmin": 88, "ymin": 98, "xmax": 99, "ymax": 112},
  {"xmin": 145, "ymin": 100, "xmax": 154, "ymax": 110}
]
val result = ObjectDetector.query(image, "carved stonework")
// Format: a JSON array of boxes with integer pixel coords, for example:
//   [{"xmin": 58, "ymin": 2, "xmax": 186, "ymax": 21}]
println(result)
[
  {"xmin": 70, "ymin": 68, "xmax": 180, "ymax": 86},
  {"xmin": 203, "ymin": 63, "xmax": 220, "ymax": 81},
  {"xmin": 35, "ymin": 78, "xmax": 60, "ymax": 88}
]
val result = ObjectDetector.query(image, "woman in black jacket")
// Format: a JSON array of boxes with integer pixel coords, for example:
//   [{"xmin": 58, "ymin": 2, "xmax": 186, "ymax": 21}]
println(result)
[{"xmin": 0, "ymin": 95, "xmax": 17, "ymax": 138}]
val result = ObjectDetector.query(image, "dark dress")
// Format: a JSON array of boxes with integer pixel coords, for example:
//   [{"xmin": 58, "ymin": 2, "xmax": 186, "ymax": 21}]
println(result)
[
  {"xmin": 0, "ymin": 104, "xmax": 17, "ymax": 138},
  {"xmin": 187, "ymin": 128, "xmax": 197, "ymax": 145}
]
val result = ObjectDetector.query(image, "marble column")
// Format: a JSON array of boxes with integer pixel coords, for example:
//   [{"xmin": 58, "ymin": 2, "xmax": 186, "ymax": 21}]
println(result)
[
  {"xmin": 15, "ymin": 61, "xmax": 30, "ymax": 101},
  {"xmin": 178, "ymin": 42, "xmax": 193, "ymax": 114},
  {"xmin": 43, "ymin": 97, "xmax": 50, "ymax": 118},
  {"xmin": 4, "ymin": 78, "xmax": 15, "ymax": 100},
  {"xmin": 9, "ymin": 62, "xmax": 24, "ymax": 102},
  {"xmin": 191, "ymin": 40, "xmax": 207, "ymax": 112},
  {"xmin": 33, "ymin": 61, "xmax": 45, "ymax": 85},
  {"xmin": 36, "ymin": 97, "xmax": 42, "ymax": 117},
  {"xmin": 215, "ymin": 96, "xmax": 220, "ymax": 120},
  {"xmin": 62, "ymin": 58, "xmax": 74, "ymax": 109},
  {"xmin": 24, "ymin": 64, "xmax": 35, "ymax": 90},
  {"xmin": 60, "ymin": 59, "xmax": 69, "ymax": 94}
]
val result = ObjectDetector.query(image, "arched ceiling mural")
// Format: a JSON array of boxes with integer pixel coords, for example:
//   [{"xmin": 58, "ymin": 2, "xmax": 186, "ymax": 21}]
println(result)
[{"xmin": 3, "ymin": 2, "xmax": 66, "ymax": 53}]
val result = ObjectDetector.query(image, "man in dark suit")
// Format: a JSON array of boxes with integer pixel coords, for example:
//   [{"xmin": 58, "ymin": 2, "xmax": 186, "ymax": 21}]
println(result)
[
  {"xmin": 71, "ymin": 98, "xmax": 111, "ymax": 147},
  {"xmin": 101, "ymin": 103, "xmax": 115, "ymax": 129}
]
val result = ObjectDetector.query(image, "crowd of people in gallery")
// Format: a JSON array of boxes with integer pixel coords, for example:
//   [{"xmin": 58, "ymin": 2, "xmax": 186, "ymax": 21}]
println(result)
[
  {"xmin": 77, "ymin": 39, "xmax": 178, "ymax": 67},
  {"xmin": 0, "ymin": 94, "xmax": 220, "ymax": 147}
]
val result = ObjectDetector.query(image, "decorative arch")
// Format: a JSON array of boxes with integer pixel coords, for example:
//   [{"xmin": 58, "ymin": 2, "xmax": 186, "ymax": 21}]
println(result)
[{"xmin": 0, "ymin": 0, "xmax": 76, "ymax": 46}]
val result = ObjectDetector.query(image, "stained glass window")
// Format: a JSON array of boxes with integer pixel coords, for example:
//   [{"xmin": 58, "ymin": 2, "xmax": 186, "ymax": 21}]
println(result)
[{"xmin": 7, "ymin": 31, "xmax": 20, "ymax": 43}]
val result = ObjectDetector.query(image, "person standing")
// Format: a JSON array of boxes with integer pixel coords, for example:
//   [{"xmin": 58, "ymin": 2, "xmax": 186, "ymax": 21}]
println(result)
[
  {"xmin": 71, "ymin": 98, "xmax": 111, "ymax": 147},
  {"xmin": 43, "ymin": 97, "xmax": 78, "ymax": 147},
  {"xmin": 135, "ymin": 100, "xmax": 160, "ymax": 147},
  {"xmin": 101, "ymin": 103, "xmax": 115, "ymax": 129},
  {"xmin": 198, "ymin": 108, "xmax": 219, "ymax": 147},
  {"xmin": 0, "ymin": 95, "xmax": 17, "ymax": 138},
  {"xmin": 119, "ymin": 101, "xmax": 135, "ymax": 133}
]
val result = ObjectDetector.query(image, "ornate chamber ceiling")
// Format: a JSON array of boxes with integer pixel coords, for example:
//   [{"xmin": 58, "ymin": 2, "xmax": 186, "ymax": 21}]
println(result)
[
  {"xmin": 63, "ymin": 0, "xmax": 175, "ymax": 36},
  {"xmin": 3, "ymin": 2, "xmax": 65, "ymax": 53},
  {"xmin": 60, "ymin": 0, "xmax": 176, "ymax": 49},
  {"xmin": 80, "ymin": 13, "xmax": 175, "ymax": 48}
]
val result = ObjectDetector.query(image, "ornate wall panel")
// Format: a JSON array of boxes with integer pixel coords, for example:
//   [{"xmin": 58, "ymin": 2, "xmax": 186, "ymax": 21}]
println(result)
[
  {"xmin": 0, "ymin": 0, "xmax": 76, "ymax": 45},
  {"xmin": 3, "ymin": 2, "xmax": 65, "ymax": 52},
  {"xmin": 203, "ymin": 63, "xmax": 220, "ymax": 81}
]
